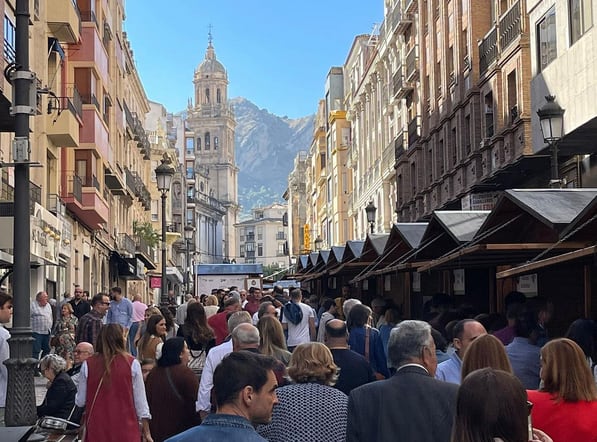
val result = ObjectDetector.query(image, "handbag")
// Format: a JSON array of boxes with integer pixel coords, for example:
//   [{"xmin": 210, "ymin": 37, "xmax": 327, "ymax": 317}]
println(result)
[
  {"xmin": 188, "ymin": 349, "xmax": 206, "ymax": 377},
  {"xmin": 80, "ymin": 374, "xmax": 104, "ymax": 441}
]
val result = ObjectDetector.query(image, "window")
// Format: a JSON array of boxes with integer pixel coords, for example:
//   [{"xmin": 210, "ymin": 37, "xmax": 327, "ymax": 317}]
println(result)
[
  {"xmin": 570, "ymin": 0, "xmax": 592, "ymax": 44},
  {"xmin": 214, "ymin": 136, "xmax": 218, "ymax": 149},
  {"xmin": 537, "ymin": 8, "xmax": 557, "ymax": 71},
  {"xmin": 257, "ymin": 227, "xmax": 263, "ymax": 240},
  {"xmin": 187, "ymin": 186, "xmax": 194, "ymax": 199},
  {"xmin": 196, "ymin": 137, "xmax": 201, "ymax": 151},
  {"xmin": 257, "ymin": 244, "xmax": 263, "ymax": 257},
  {"xmin": 277, "ymin": 243, "xmax": 285, "ymax": 255},
  {"xmin": 246, "ymin": 242, "xmax": 255, "ymax": 252},
  {"xmin": 205, "ymin": 88, "xmax": 210, "ymax": 103},
  {"xmin": 217, "ymin": 89, "xmax": 221, "ymax": 103},
  {"xmin": 4, "ymin": 15, "xmax": 15, "ymax": 63},
  {"xmin": 484, "ymin": 93, "xmax": 494, "ymax": 138},
  {"xmin": 507, "ymin": 70, "xmax": 518, "ymax": 123},
  {"xmin": 205, "ymin": 132, "xmax": 210, "ymax": 150},
  {"xmin": 239, "ymin": 244, "xmax": 245, "ymax": 257},
  {"xmin": 151, "ymin": 200, "xmax": 158, "ymax": 222},
  {"xmin": 185, "ymin": 137, "xmax": 194, "ymax": 155}
]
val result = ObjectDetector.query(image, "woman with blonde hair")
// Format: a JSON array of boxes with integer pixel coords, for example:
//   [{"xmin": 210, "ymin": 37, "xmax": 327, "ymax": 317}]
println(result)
[
  {"xmin": 461, "ymin": 333, "xmax": 513, "ymax": 380},
  {"xmin": 527, "ymin": 338, "xmax": 597, "ymax": 441},
  {"xmin": 203, "ymin": 295, "xmax": 219, "ymax": 318},
  {"xmin": 257, "ymin": 342, "xmax": 348, "ymax": 441},
  {"xmin": 257, "ymin": 315, "xmax": 291, "ymax": 365},
  {"xmin": 52, "ymin": 302, "xmax": 78, "ymax": 364},
  {"xmin": 75, "ymin": 324, "xmax": 152, "ymax": 441}
]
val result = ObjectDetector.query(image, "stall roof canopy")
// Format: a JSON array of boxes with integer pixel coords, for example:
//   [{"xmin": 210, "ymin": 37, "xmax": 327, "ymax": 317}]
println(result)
[
  {"xmin": 329, "ymin": 246, "xmax": 345, "ymax": 265},
  {"xmin": 342, "ymin": 240, "xmax": 365, "ymax": 262},
  {"xmin": 422, "ymin": 211, "xmax": 490, "ymax": 244},
  {"xmin": 558, "ymin": 193, "xmax": 597, "ymax": 241},
  {"xmin": 478, "ymin": 189, "xmax": 597, "ymax": 241},
  {"xmin": 297, "ymin": 255, "xmax": 309, "ymax": 272},
  {"xmin": 361, "ymin": 234, "xmax": 390, "ymax": 261},
  {"xmin": 394, "ymin": 223, "xmax": 428, "ymax": 250}
]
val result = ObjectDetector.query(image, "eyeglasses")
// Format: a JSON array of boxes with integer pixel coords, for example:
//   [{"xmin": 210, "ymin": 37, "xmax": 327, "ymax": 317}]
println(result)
[
  {"xmin": 101, "ymin": 302, "xmax": 110, "ymax": 306},
  {"xmin": 74, "ymin": 350, "xmax": 90, "ymax": 354}
]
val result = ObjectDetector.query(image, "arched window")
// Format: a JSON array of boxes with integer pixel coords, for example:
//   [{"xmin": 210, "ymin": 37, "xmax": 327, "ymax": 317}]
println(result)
[
  {"xmin": 214, "ymin": 136, "xmax": 219, "ymax": 149},
  {"xmin": 196, "ymin": 137, "xmax": 201, "ymax": 151},
  {"xmin": 205, "ymin": 88, "xmax": 210, "ymax": 103},
  {"xmin": 205, "ymin": 132, "xmax": 210, "ymax": 150},
  {"xmin": 216, "ymin": 89, "xmax": 221, "ymax": 103}
]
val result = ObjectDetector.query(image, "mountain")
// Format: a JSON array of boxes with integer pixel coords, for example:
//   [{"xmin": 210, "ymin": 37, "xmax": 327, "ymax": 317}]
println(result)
[{"xmin": 231, "ymin": 97, "xmax": 314, "ymax": 217}]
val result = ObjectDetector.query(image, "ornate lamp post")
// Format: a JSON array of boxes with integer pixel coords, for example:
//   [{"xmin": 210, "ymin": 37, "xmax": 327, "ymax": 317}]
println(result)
[
  {"xmin": 365, "ymin": 200, "xmax": 377, "ymax": 234},
  {"xmin": 314, "ymin": 235, "xmax": 323, "ymax": 251},
  {"xmin": 155, "ymin": 156, "xmax": 175, "ymax": 305},
  {"xmin": 537, "ymin": 95, "xmax": 565, "ymax": 188},
  {"xmin": 184, "ymin": 224, "xmax": 195, "ymax": 295}
]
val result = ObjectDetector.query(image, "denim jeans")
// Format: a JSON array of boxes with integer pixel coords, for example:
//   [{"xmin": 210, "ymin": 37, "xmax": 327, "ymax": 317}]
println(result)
[
  {"xmin": 128, "ymin": 321, "xmax": 141, "ymax": 356},
  {"xmin": 32, "ymin": 332, "xmax": 50, "ymax": 360}
]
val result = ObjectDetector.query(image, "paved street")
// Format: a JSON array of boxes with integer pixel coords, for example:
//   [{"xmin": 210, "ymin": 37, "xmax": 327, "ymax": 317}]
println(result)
[{"xmin": 34, "ymin": 375, "xmax": 48, "ymax": 406}]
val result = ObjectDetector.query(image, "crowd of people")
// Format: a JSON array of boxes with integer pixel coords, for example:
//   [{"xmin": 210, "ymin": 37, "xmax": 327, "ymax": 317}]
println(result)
[{"xmin": 1, "ymin": 284, "xmax": 597, "ymax": 441}]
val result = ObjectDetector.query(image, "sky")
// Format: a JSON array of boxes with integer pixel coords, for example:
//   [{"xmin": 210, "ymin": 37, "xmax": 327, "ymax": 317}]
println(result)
[{"xmin": 123, "ymin": 1, "xmax": 384, "ymax": 119}]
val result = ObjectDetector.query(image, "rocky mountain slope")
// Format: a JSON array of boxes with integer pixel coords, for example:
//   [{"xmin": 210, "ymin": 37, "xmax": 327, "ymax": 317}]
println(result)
[{"xmin": 231, "ymin": 97, "xmax": 314, "ymax": 216}]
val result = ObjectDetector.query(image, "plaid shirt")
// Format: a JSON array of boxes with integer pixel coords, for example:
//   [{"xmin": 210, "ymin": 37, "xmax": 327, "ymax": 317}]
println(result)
[
  {"xmin": 75, "ymin": 310, "xmax": 104, "ymax": 348},
  {"xmin": 30, "ymin": 301, "xmax": 53, "ymax": 334}
]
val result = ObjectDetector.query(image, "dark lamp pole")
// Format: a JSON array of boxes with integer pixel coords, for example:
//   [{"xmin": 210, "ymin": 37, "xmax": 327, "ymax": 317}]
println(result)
[
  {"xmin": 155, "ymin": 156, "xmax": 174, "ymax": 305},
  {"xmin": 184, "ymin": 224, "xmax": 195, "ymax": 295},
  {"xmin": 537, "ymin": 95, "xmax": 565, "ymax": 188},
  {"xmin": 365, "ymin": 200, "xmax": 377, "ymax": 234}
]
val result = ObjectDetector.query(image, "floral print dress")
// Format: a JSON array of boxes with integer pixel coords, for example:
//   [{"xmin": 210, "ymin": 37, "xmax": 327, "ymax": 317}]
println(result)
[{"xmin": 54, "ymin": 315, "xmax": 78, "ymax": 362}]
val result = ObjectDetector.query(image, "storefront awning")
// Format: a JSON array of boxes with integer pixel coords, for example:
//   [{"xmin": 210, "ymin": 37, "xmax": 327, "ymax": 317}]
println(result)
[{"xmin": 166, "ymin": 266, "xmax": 184, "ymax": 283}]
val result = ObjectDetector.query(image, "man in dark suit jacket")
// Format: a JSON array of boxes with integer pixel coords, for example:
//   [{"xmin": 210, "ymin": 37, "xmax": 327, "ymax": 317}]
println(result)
[{"xmin": 347, "ymin": 320, "xmax": 458, "ymax": 442}]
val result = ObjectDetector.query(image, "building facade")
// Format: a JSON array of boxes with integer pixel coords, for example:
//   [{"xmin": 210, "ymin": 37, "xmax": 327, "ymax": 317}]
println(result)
[
  {"xmin": 284, "ymin": 151, "xmax": 308, "ymax": 257},
  {"xmin": 528, "ymin": 0, "xmax": 597, "ymax": 186},
  {"xmin": 0, "ymin": 0, "xmax": 162, "ymax": 304},
  {"xmin": 235, "ymin": 203, "xmax": 288, "ymax": 268}
]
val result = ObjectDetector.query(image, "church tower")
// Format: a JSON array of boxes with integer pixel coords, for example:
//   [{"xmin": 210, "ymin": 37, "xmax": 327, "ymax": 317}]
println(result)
[{"xmin": 186, "ymin": 34, "xmax": 239, "ymax": 262}]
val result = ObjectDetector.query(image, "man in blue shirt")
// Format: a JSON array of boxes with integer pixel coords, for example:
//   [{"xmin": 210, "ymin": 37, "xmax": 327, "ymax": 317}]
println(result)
[
  {"xmin": 166, "ymin": 351, "xmax": 279, "ymax": 442},
  {"xmin": 435, "ymin": 319, "xmax": 486, "ymax": 384},
  {"xmin": 106, "ymin": 286, "xmax": 133, "ymax": 337},
  {"xmin": 506, "ymin": 311, "xmax": 541, "ymax": 389}
]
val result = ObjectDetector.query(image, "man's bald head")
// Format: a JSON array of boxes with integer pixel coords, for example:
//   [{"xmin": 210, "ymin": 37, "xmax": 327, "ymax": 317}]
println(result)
[
  {"xmin": 324, "ymin": 319, "xmax": 349, "ymax": 349},
  {"xmin": 74, "ymin": 342, "xmax": 94, "ymax": 364}
]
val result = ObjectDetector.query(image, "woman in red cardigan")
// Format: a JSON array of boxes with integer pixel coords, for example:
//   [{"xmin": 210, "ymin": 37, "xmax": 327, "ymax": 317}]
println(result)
[{"xmin": 527, "ymin": 338, "xmax": 597, "ymax": 442}]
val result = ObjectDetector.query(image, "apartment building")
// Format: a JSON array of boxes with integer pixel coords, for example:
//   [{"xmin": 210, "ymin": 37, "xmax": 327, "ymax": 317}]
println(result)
[
  {"xmin": 235, "ymin": 203, "xmax": 288, "ymax": 268},
  {"xmin": 389, "ymin": 0, "xmax": 541, "ymax": 221},
  {"xmin": 345, "ymin": 34, "xmax": 397, "ymax": 237},
  {"xmin": 0, "ymin": 0, "xmax": 160, "ymax": 303},
  {"xmin": 528, "ymin": 0, "xmax": 597, "ymax": 186}
]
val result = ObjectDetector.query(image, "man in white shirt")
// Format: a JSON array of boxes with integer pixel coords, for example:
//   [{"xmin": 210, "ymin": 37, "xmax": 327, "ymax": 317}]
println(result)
[
  {"xmin": 0, "ymin": 291, "xmax": 12, "ymax": 426},
  {"xmin": 281, "ymin": 289, "xmax": 315, "ymax": 351},
  {"xmin": 30, "ymin": 291, "xmax": 53, "ymax": 361},
  {"xmin": 196, "ymin": 311, "xmax": 252, "ymax": 418}
]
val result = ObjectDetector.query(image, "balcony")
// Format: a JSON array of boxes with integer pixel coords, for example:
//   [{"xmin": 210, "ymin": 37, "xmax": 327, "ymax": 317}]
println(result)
[
  {"xmin": 135, "ymin": 236, "xmax": 156, "ymax": 270},
  {"xmin": 499, "ymin": 1, "xmax": 521, "ymax": 51},
  {"xmin": 70, "ymin": 26, "xmax": 109, "ymax": 85},
  {"xmin": 390, "ymin": 1, "xmax": 412, "ymax": 35},
  {"xmin": 407, "ymin": 116, "xmax": 421, "ymax": 148},
  {"xmin": 79, "ymin": 109, "xmax": 112, "ymax": 162},
  {"xmin": 124, "ymin": 167, "xmax": 137, "ymax": 196},
  {"xmin": 47, "ymin": 0, "xmax": 81, "ymax": 44},
  {"xmin": 276, "ymin": 232, "xmax": 286, "ymax": 240},
  {"xmin": 105, "ymin": 166, "xmax": 125, "ymax": 195},
  {"xmin": 405, "ymin": 46, "xmax": 419, "ymax": 81},
  {"xmin": 116, "ymin": 233, "xmax": 136, "ymax": 257},
  {"xmin": 479, "ymin": 27, "xmax": 498, "ymax": 75},
  {"xmin": 392, "ymin": 67, "xmax": 413, "ymax": 101},
  {"xmin": 195, "ymin": 192, "xmax": 226, "ymax": 215},
  {"xmin": 405, "ymin": 0, "xmax": 417, "ymax": 15},
  {"xmin": 46, "ymin": 93, "xmax": 82, "ymax": 147},
  {"xmin": 62, "ymin": 174, "xmax": 109, "ymax": 230},
  {"xmin": 395, "ymin": 132, "xmax": 406, "ymax": 162}
]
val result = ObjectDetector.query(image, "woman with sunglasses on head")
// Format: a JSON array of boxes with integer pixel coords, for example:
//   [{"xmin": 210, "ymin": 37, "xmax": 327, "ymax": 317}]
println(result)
[{"xmin": 527, "ymin": 338, "xmax": 597, "ymax": 442}]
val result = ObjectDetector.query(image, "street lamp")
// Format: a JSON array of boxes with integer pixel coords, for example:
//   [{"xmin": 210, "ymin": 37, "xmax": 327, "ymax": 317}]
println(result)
[
  {"xmin": 314, "ymin": 235, "xmax": 323, "ymax": 251},
  {"xmin": 537, "ymin": 95, "xmax": 565, "ymax": 188},
  {"xmin": 365, "ymin": 200, "xmax": 377, "ymax": 234},
  {"xmin": 155, "ymin": 155, "xmax": 175, "ymax": 305},
  {"xmin": 184, "ymin": 224, "xmax": 195, "ymax": 295}
]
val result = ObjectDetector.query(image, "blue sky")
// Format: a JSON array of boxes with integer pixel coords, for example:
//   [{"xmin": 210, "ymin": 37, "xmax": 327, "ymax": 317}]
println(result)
[{"xmin": 124, "ymin": 1, "xmax": 384, "ymax": 119}]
